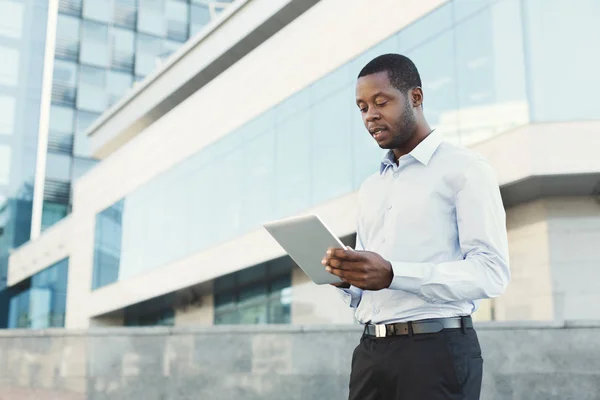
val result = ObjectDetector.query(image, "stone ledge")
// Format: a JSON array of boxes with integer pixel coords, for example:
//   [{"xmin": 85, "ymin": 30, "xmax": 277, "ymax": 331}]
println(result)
[{"xmin": 2, "ymin": 320, "xmax": 600, "ymax": 337}]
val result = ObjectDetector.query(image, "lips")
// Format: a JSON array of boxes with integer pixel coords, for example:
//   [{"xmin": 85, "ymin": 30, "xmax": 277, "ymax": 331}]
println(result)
[{"xmin": 370, "ymin": 127, "xmax": 387, "ymax": 141}]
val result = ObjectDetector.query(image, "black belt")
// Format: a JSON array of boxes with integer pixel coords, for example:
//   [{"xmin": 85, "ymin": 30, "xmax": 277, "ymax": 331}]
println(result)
[{"xmin": 364, "ymin": 316, "xmax": 473, "ymax": 337}]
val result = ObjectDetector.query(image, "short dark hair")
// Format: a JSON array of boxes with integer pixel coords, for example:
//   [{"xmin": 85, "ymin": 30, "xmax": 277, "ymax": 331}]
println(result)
[{"xmin": 358, "ymin": 53, "xmax": 422, "ymax": 95}]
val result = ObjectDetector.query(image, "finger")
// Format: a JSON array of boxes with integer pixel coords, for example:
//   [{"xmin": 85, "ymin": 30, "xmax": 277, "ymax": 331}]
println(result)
[
  {"xmin": 327, "ymin": 247, "xmax": 362, "ymax": 261},
  {"xmin": 326, "ymin": 266, "xmax": 365, "ymax": 282}
]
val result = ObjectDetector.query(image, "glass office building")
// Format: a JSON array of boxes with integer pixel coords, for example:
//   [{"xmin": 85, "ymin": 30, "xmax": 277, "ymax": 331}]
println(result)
[
  {"xmin": 42, "ymin": 0, "xmax": 234, "ymax": 230},
  {"xmin": 0, "ymin": 0, "xmax": 50, "ymax": 327}
]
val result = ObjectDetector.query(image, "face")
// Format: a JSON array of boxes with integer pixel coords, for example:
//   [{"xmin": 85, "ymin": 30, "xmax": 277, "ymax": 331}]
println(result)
[{"xmin": 355, "ymin": 71, "xmax": 418, "ymax": 150}]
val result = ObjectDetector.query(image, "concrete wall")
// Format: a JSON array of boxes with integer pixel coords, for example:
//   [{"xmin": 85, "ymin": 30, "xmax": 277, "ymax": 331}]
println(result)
[{"xmin": 0, "ymin": 322, "xmax": 599, "ymax": 400}]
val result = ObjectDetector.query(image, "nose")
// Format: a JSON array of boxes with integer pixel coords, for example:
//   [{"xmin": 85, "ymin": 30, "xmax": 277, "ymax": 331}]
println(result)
[{"xmin": 365, "ymin": 107, "xmax": 381, "ymax": 122}]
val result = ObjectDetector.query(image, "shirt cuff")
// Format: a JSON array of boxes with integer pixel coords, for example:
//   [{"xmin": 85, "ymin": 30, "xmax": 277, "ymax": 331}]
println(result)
[
  {"xmin": 337, "ymin": 286, "xmax": 362, "ymax": 308},
  {"xmin": 388, "ymin": 261, "xmax": 433, "ymax": 297}
]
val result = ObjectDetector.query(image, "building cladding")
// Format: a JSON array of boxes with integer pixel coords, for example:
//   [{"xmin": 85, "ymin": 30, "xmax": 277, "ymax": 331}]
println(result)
[
  {"xmin": 0, "ymin": 0, "xmax": 233, "ymax": 328},
  {"xmin": 6, "ymin": 0, "xmax": 600, "ymax": 329}
]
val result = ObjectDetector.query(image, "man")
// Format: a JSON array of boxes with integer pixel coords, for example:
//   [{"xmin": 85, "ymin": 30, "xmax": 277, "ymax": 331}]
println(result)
[{"xmin": 321, "ymin": 54, "xmax": 510, "ymax": 399}]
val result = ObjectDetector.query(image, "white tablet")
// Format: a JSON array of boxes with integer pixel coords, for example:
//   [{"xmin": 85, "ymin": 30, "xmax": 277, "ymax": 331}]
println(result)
[{"xmin": 263, "ymin": 214, "xmax": 345, "ymax": 285}]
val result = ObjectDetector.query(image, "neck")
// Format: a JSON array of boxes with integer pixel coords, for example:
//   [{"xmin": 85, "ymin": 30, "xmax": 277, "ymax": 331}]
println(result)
[{"xmin": 392, "ymin": 122, "xmax": 433, "ymax": 161}]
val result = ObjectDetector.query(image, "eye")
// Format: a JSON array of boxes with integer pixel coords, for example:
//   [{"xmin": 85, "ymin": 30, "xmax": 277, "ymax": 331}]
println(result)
[
  {"xmin": 358, "ymin": 106, "xmax": 367, "ymax": 113},
  {"xmin": 376, "ymin": 101, "xmax": 388, "ymax": 107}
]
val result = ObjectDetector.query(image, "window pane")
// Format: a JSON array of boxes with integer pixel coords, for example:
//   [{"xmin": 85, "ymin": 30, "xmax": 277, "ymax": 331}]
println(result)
[
  {"xmin": 0, "ymin": 145, "xmax": 10, "ymax": 185},
  {"xmin": 51, "ymin": 60, "xmax": 78, "ymax": 106},
  {"xmin": 190, "ymin": 4, "xmax": 210, "ymax": 37},
  {"xmin": 45, "ymin": 152, "xmax": 72, "ymax": 182},
  {"xmin": 0, "ymin": 1, "xmax": 24, "ymax": 39},
  {"xmin": 310, "ymin": 86, "xmax": 354, "ymax": 205},
  {"xmin": 83, "ymin": 0, "xmax": 112, "ymax": 23},
  {"xmin": 454, "ymin": 0, "xmax": 528, "ymax": 145},
  {"xmin": 81, "ymin": 20, "xmax": 110, "ymax": 67},
  {"xmin": 135, "ymin": 34, "xmax": 163, "ymax": 77},
  {"xmin": 166, "ymin": 0, "xmax": 189, "ymax": 41},
  {"xmin": 114, "ymin": 0, "xmax": 137, "ymax": 29},
  {"xmin": 93, "ymin": 200, "xmax": 124, "ymax": 289},
  {"xmin": 58, "ymin": 0, "xmax": 82, "ymax": 16},
  {"xmin": 274, "ymin": 109, "xmax": 311, "ymax": 218},
  {"xmin": 0, "ymin": 45, "xmax": 20, "ymax": 87},
  {"xmin": 74, "ymin": 110, "xmax": 100, "ymax": 157},
  {"xmin": 0, "ymin": 96, "xmax": 16, "ymax": 136},
  {"xmin": 138, "ymin": 0, "xmax": 166, "ymax": 37},
  {"xmin": 524, "ymin": 0, "xmax": 600, "ymax": 122},
  {"xmin": 41, "ymin": 202, "xmax": 68, "ymax": 232},
  {"xmin": 110, "ymin": 27, "xmax": 135, "ymax": 71},
  {"xmin": 78, "ymin": 65, "xmax": 108, "ymax": 113},
  {"xmin": 55, "ymin": 14, "xmax": 80, "ymax": 60},
  {"xmin": 107, "ymin": 71, "xmax": 133, "ymax": 107},
  {"xmin": 72, "ymin": 157, "xmax": 98, "ymax": 180},
  {"xmin": 48, "ymin": 105, "xmax": 75, "ymax": 153}
]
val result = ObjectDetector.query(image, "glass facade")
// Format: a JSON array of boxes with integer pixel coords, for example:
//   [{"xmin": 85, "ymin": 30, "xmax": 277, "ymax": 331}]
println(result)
[
  {"xmin": 0, "ymin": 0, "xmax": 50, "ymax": 327},
  {"xmin": 8, "ymin": 258, "xmax": 69, "ymax": 329},
  {"xmin": 214, "ymin": 259, "xmax": 292, "ymax": 325},
  {"xmin": 42, "ymin": 0, "xmax": 233, "ymax": 231},
  {"xmin": 87, "ymin": 0, "xmax": 600, "ymax": 300}
]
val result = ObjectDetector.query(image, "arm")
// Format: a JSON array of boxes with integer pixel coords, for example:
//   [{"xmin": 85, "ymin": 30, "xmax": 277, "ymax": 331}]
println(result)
[{"xmin": 389, "ymin": 159, "xmax": 510, "ymax": 303}]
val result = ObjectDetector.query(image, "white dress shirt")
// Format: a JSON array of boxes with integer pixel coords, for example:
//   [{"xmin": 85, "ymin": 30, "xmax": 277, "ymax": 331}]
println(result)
[{"xmin": 338, "ymin": 131, "xmax": 510, "ymax": 324}]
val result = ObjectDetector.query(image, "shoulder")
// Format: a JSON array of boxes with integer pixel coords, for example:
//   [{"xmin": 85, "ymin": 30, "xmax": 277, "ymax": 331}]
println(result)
[{"xmin": 434, "ymin": 142, "xmax": 499, "ymax": 189}]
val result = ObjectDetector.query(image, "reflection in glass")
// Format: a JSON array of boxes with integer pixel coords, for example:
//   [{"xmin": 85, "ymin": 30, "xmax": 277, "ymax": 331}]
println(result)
[
  {"xmin": 138, "ymin": 0, "xmax": 166, "ymax": 37},
  {"xmin": 114, "ymin": 0, "xmax": 138, "ymax": 29},
  {"xmin": 48, "ymin": 105, "xmax": 75, "ymax": 154},
  {"xmin": 111, "ymin": 27, "xmax": 135, "ymax": 71},
  {"xmin": 166, "ymin": 0, "xmax": 189, "ymax": 42},
  {"xmin": 7, "ymin": 258, "xmax": 68, "ymax": 329},
  {"xmin": 0, "ymin": 46, "xmax": 19, "ymax": 87},
  {"xmin": 55, "ymin": 14, "xmax": 80, "ymax": 60},
  {"xmin": 74, "ymin": 111, "xmax": 100, "ymax": 157},
  {"xmin": 190, "ymin": 4, "xmax": 211, "ymax": 37},
  {"xmin": 51, "ymin": 60, "xmax": 78, "ymax": 106},
  {"xmin": 0, "ymin": 146, "xmax": 10, "ymax": 185},
  {"xmin": 107, "ymin": 71, "xmax": 133, "ymax": 107},
  {"xmin": 83, "ymin": 0, "xmax": 112, "ymax": 23},
  {"xmin": 92, "ymin": 200, "xmax": 124, "ymax": 290},
  {"xmin": 41, "ymin": 202, "xmax": 68, "ymax": 232},
  {"xmin": 81, "ymin": 20, "xmax": 110, "ymax": 67},
  {"xmin": 0, "ymin": 1, "xmax": 24, "ymax": 39},
  {"xmin": 0, "ymin": 96, "xmax": 16, "ymax": 136},
  {"xmin": 78, "ymin": 65, "xmax": 108, "ymax": 113},
  {"xmin": 135, "ymin": 34, "xmax": 163, "ymax": 77},
  {"xmin": 524, "ymin": 0, "xmax": 600, "ymax": 122}
]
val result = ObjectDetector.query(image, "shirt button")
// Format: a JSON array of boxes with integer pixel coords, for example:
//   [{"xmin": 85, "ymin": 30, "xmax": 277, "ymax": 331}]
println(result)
[
  {"xmin": 374, "ymin": 308, "xmax": 380, "ymax": 314},
  {"xmin": 393, "ymin": 172, "xmax": 399, "ymax": 178},
  {"xmin": 387, "ymin": 205, "xmax": 392, "ymax": 210},
  {"xmin": 381, "ymin": 238, "xmax": 386, "ymax": 243}
]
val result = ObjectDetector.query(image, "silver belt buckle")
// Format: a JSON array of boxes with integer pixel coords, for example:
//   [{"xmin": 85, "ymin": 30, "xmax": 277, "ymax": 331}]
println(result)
[{"xmin": 375, "ymin": 324, "xmax": 386, "ymax": 338}]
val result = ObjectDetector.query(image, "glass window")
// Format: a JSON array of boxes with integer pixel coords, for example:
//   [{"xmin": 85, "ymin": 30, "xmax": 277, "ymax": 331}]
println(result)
[
  {"xmin": 48, "ymin": 105, "xmax": 75, "ymax": 154},
  {"xmin": 45, "ymin": 151, "xmax": 72, "ymax": 182},
  {"xmin": 74, "ymin": 110, "xmax": 100, "ymax": 157},
  {"xmin": 83, "ymin": 0, "xmax": 112, "ymax": 23},
  {"xmin": 160, "ymin": 39, "xmax": 181, "ymax": 62},
  {"xmin": 135, "ymin": 34, "xmax": 163, "ymax": 77},
  {"xmin": 0, "ymin": 1, "xmax": 24, "ymax": 39},
  {"xmin": 110, "ymin": 27, "xmax": 135, "ymax": 71},
  {"xmin": 51, "ymin": 60, "xmax": 78, "ymax": 106},
  {"xmin": 190, "ymin": 4, "xmax": 211, "ymax": 37},
  {"xmin": 406, "ymin": 28, "xmax": 459, "ymax": 142},
  {"xmin": 166, "ymin": 0, "xmax": 189, "ymax": 42},
  {"xmin": 58, "ymin": 0, "xmax": 82, "ymax": 16},
  {"xmin": 72, "ymin": 156, "xmax": 98, "ymax": 181},
  {"xmin": 93, "ymin": 200, "xmax": 124, "ymax": 290},
  {"xmin": 41, "ymin": 202, "xmax": 69, "ymax": 233},
  {"xmin": 81, "ymin": 20, "xmax": 110, "ymax": 68},
  {"xmin": 107, "ymin": 70, "xmax": 133, "ymax": 107},
  {"xmin": 0, "ymin": 145, "xmax": 10, "ymax": 185},
  {"xmin": 78, "ymin": 65, "xmax": 108, "ymax": 113},
  {"xmin": 114, "ymin": 0, "xmax": 137, "ymax": 29},
  {"xmin": 55, "ymin": 14, "xmax": 80, "ymax": 60},
  {"xmin": 310, "ymin": 86, "xmax": 355, "ymax": 205},
  {"xmin": 524, "ymin": 0, "xmax": 600, "ymax": 122},
  {"xmin": 454, "ymin": 0, "xmax": 528, "ymax": 145},
  {"xmin": 138, "ymin": 0, "xmax": 166, "ymax": 37},
  {"xmin": 0, "ymin": 96, "xmax": 16, "ymax": 136},
  {"xmin": 274, "ymin": 109, "xmax": 311, "ymax": 218},
  {"xmin": 398, "ymin": 2, "xmax": 453, "ymax": 52},
  {"xmin": 0, "ymin": 45, "xmax": 20, "ymax": 87}
]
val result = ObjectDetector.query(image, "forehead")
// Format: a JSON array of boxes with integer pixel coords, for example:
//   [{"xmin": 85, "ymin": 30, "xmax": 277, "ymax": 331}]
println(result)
[{"xmin": 355, "ymin": 71, "xmax": 398, "ymax": 100}]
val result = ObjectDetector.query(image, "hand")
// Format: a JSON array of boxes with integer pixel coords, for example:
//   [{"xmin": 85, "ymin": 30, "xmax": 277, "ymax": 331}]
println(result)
[{"xmin": 322, "ymin": 247, "xmax": 393, "ymax": 291}]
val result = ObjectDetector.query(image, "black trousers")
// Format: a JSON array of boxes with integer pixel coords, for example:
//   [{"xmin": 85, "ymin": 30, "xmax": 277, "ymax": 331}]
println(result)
[{"xmin": 349, "ymin": 327, "xmax": 483, "ymax": 400}]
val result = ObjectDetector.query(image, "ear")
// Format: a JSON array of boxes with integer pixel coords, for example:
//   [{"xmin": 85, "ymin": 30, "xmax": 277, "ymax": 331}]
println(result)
[{"xmin": 410, "ymin": 87, "xmax": 423, "ymax": 108}]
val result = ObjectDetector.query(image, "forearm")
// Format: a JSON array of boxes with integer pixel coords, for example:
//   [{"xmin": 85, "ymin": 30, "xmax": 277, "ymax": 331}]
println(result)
[{"xmin": 389, "ymin": 252, "xmax": 510, "ymax": 303}]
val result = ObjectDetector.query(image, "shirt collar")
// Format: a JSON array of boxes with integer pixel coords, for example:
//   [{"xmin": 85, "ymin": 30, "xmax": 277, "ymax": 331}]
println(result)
[{"xmin": 380, "ymin": 131, "xmax": 443, "ymax": 174}]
